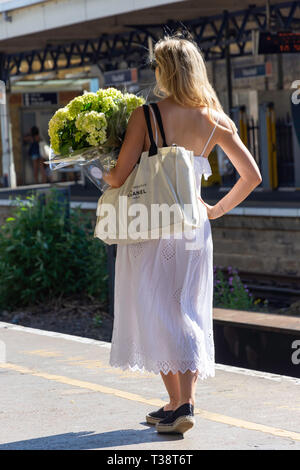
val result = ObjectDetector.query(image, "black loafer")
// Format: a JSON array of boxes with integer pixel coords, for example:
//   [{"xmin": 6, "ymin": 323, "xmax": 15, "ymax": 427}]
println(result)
[
  {"xmin": 146, "ymin": 406, "xmax": 174, "ymax": 425},
  {"xmin": 156, "ymin": 403, "xmax": 195, "ymax": 434}
]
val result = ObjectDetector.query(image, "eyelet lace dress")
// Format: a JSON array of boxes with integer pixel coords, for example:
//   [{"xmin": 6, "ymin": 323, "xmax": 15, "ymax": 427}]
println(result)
[{"xmin": 109, "ymin": 103, "xmax": 219, "ymax": 378}]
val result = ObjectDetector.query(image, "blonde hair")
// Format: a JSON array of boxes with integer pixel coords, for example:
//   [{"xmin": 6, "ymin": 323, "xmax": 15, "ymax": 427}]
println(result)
[{"xmin": 153, "ymin": 32, "xmax": 238, "ymax": 134}]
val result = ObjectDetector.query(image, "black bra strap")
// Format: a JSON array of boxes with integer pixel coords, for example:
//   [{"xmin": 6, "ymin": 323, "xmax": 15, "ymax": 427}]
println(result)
[
  {"xmin": 150, "ymin": 102, "xmax": 168, "ymax": 147},
  {"xmin": 143, "ymin": 104, "xmax": 157, "ymax": 156}
]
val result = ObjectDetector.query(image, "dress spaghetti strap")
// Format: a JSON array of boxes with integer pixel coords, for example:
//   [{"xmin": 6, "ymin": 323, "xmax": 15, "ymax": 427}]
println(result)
[
  {"xmin": 149, "ymin": 105, "xmax": 158, "ymax": 145},
  {"xmin": 200, "ymin": 113, "xmax": 220, "ymax": 157}
]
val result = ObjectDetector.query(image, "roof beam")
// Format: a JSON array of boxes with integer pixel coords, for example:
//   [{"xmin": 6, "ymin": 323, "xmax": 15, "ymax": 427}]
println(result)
[{"xmin": 2, "ymin": 2, "xmax": 300, "ymax": 80}]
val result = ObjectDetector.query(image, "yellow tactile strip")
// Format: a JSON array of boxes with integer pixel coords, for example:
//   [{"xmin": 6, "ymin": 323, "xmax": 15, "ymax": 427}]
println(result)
[{"xmin": 1, "ymin": 362, "xmax": 300, "ymax": 443}]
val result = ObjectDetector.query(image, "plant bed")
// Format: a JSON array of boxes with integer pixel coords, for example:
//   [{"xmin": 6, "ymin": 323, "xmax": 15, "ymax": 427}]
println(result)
[
  {"xmin": 0, "ymin": 293, "xmax": 113, "ymax": 342},
  {"xmin": 0, "ymin": 293, "xmax": 297, "ymax": 346}
]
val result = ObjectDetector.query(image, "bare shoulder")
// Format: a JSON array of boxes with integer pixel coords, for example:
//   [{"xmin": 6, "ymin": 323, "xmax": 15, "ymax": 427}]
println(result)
[
  {"xmin": 199, "ymin": 106, "xmax": 235, "ymax": 135},
  {"xmin": 126, "ymin": 105, "xmax": 146, "ymax": 132},
  {"xmin": 128, "ymin": 104, "xmax": 145, "ymax": 121}
]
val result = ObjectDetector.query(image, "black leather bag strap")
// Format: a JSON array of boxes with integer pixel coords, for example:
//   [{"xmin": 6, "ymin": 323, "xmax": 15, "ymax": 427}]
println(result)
[
  {"xmin": 143, "ymin": 104, "xmax": 157, "ymax": 156},
  {"xmin": 150, "ymin": 102, "xmax": 168, "ymax": 147}
]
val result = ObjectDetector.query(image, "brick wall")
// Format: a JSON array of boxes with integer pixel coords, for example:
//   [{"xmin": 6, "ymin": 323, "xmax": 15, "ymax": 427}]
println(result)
[{"xmin": 211, "ymin": 214, "xmax": 300, "ymax": 276}]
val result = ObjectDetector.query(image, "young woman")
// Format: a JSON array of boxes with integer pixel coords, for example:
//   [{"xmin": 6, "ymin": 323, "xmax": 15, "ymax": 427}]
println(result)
[
  {"xmin": 27, "ymin": 126, "xmax": 48, "ymax": 184},
  {"xmin": 102, "ymin": 32, "xmax": 262, "ymax": 435}
]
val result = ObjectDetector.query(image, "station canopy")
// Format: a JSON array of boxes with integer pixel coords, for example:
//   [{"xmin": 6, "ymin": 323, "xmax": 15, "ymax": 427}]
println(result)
[{"xmin": 0, "ymin": 0, "xmax": 299, "ymax": 79}]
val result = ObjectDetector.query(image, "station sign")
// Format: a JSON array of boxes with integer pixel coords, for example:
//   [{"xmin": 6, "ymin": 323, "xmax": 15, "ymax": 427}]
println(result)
[
  {"xmin": 234, "ymin": 62, "xmax": 272, "ymax": 79},
  {"xmin": 257, "ymin": 31, "xmax": 300, "ymax": 54},
  {"xmin": 104, "ymin": 68, "xmax": 138, "ymax": 86},
  {"xmin": 23, "ymin": 92, "xmax": 58, "ymax": 106}
]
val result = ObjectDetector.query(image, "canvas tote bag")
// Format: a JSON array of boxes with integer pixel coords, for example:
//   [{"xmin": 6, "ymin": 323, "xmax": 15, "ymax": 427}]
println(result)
[{"xmin": 93, "ymin": 103, "xmax": 205, "ymax": 245}]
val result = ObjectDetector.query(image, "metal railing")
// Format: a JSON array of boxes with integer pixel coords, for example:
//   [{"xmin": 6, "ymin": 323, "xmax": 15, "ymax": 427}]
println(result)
[
  {"xmin": 246, "ymin": 114, "xmax": 294, "ymax": 187},
  {"xmin": 276, "ymin": 115, "xmax": 295, "ymax": 187}
]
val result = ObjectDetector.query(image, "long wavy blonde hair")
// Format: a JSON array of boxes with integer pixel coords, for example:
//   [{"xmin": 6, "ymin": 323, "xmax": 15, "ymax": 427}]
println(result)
[{"xmin": 153, "ymin": 32, "xmax": 237, "ymax": 134}]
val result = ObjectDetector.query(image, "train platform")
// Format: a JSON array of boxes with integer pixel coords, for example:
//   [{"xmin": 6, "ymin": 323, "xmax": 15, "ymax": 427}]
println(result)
[
  {"xmin": 0, "ymin": 181, "xmax": 300, "ymax": 208},
  {"xmin": 1, "ymin": 178, "xmax": 298, "ymax": 236},
  {"xmin": 0, "ymin": 321, "xmax": 299, "ymax": 450}
]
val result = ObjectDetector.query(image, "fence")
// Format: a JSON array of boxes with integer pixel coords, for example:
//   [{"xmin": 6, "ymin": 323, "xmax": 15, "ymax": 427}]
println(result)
[
  {"xmin": 246, "ymin": 114, "xmax": 294, "ymax": 187},
  {"xmin": 276, "ymin": 114, "xmax": 295, "ymax": 187}
]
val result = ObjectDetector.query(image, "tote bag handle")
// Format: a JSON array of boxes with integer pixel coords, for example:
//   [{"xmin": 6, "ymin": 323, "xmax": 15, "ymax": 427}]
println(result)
[{"xmin": 142, "ymin": 103, "xmax": 168, "ymax": 156}]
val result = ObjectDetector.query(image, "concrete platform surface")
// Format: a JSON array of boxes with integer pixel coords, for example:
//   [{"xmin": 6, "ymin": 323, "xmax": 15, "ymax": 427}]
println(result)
[{"xmin": 0, "ymin": 321, "xmax": 300, "ymax": 450}]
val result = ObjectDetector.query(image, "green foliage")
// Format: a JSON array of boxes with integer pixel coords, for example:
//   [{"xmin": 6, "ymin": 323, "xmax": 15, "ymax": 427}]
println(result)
[
  {"xmin": 213, "ymin": 265, "xmax": 269, "ymax": 312},
  {"xmin": 93, "ymin": 313, "xmax": 103, "ymax": 328},
  {"xmin": 0, "ymin": 188, "xmax": 108, "ymax": 311}
]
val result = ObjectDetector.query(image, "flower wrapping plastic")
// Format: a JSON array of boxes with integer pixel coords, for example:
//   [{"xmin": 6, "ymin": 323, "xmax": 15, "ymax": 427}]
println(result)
[{"xmin": 45, "ymin": 87, "xmax": 145, "ymax": 191}]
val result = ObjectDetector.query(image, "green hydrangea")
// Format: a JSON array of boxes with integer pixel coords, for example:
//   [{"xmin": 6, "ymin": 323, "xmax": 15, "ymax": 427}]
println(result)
[
  {"xmin": 48, "ymin": 86, "xmax": 146, "ymax": 156},
  {"xmin": 123, "ymin": 93, "xmax": 145, "ymax": 115},
  {"xmin": 97, "ymin": 87, "xmax": 123, "ymax": 102},
  {"xmin": 48, "ymin": 107, "xmax": 70, "ymax": 154},
  {"xmin": 96, "ymin": 87, "xmax": 124, "ymax": 114},
  {"xmin": 75, "ymin": 111, "xmax": 107, "ymax": 146},
  {"xmin": 66, "ymin": 92, "xmax": 100, "ymax": 119}
]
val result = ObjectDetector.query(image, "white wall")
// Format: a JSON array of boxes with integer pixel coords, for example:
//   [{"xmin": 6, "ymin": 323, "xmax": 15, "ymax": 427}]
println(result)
[{"xmin": 0, "ymin": 0, "xmax": 183, "ymax": 41}]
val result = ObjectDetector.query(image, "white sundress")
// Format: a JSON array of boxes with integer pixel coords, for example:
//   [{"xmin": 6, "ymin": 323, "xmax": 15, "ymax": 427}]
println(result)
[{"xmin": 109, "ymin": 103, "xmax": 219, "ymax": 379}]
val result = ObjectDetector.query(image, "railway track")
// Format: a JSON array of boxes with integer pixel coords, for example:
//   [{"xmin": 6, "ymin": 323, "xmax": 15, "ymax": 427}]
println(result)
[{"xmin": 221, "ymin": 270, "xmax": 300, "ymax": 309}]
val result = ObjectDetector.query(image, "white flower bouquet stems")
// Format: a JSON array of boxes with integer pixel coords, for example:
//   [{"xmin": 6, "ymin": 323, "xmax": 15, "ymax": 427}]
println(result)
[
  {"xmin": 46, "ymin": 145, "xmax": 119, "ymax": 192},
  {"xmin": 76, "ymin": 147, "xmax": 119, "ymax": 192}
]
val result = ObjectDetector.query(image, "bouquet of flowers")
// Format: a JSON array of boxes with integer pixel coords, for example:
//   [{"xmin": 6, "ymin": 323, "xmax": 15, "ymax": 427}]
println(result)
[{"xmin": 46, "ymin": 87, "xmax": 145, "ymax": 191}]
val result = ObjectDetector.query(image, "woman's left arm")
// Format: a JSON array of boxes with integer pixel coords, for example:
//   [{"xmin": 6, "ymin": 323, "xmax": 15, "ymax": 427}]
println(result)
[{"xmin": 102, "ymin": 106, "xmax": 146, "ymax": 188}]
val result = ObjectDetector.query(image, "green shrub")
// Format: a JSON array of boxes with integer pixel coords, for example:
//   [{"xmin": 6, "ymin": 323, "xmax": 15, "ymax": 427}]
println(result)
[{"xmin": 0, "ymin": 187, "xmax": 108, "ymax": 311}]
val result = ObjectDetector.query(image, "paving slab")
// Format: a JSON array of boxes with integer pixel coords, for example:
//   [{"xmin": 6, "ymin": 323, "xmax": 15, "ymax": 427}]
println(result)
[{"xmin": 0, "ymin": 321, "xmax": 299, "ymax": 450}]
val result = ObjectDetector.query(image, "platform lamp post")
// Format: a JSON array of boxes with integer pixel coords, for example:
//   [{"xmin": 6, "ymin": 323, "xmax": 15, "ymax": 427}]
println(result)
[
  {"xmin": 224, "ymin": 10, "xmax": 237, "ymax": 185},
  {"xmin": 0, "ymin": 62, "xmax": 17, "ymax": 188}
]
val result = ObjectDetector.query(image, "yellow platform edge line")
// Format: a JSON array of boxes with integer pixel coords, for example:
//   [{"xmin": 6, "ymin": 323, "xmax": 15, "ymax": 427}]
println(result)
[{"xmin": 1, "ymin": 361, "xmax": 300, "ymax": 443}]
